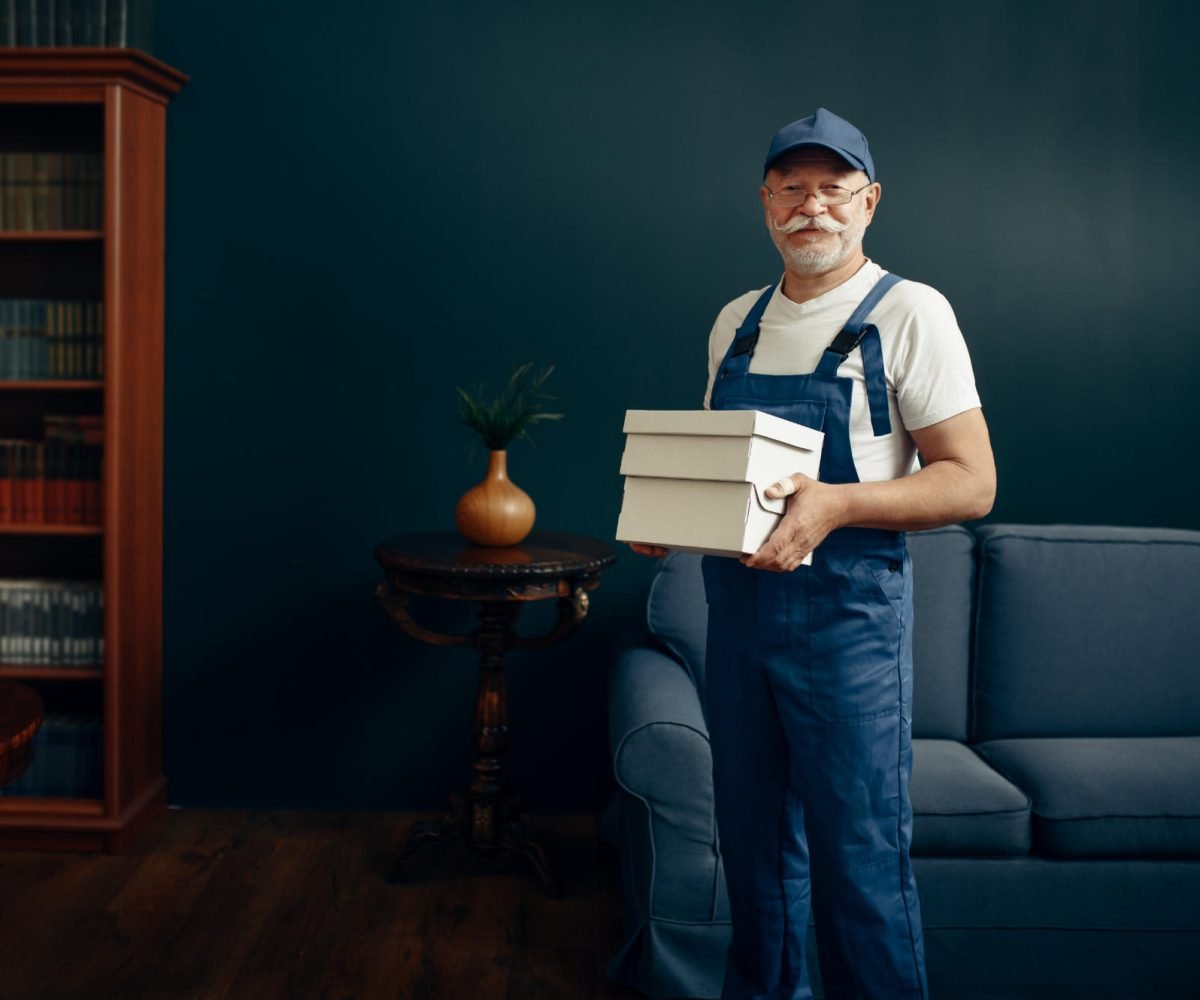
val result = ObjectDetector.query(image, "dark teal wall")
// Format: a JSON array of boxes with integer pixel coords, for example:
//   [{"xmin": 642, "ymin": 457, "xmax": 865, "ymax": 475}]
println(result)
[{"xmin": 154, "ymin": 1, "xmax": 1200, "ymax": 809}]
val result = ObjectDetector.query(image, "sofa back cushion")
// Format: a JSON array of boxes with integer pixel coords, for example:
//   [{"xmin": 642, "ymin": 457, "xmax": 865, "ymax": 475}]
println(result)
[
  {"xmin": 644, "ymin": 526, "xmax": 975, "ymax": 738},
  {"xmin": 972, "ymin": 524, "xmax": 1200, "ymax": 740},
  {"xmin": 909, "ymin": 526, "xmax": 975, "ymax": 740}
]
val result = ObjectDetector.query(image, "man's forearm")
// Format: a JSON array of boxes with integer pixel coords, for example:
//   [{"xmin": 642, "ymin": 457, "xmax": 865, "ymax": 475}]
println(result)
[{"xmin": 830, "ymin": 460, "xmax": 995, "ymax": 532}]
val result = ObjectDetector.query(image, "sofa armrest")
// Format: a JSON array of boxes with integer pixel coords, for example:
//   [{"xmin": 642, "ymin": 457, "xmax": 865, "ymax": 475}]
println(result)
[
  {"xmin": 608, "ymin": 644, "xmax": 724, "ymax": 927},
  {"xmin": 609, "ymin": 644, "xmax": 712, "ymax": 805}
]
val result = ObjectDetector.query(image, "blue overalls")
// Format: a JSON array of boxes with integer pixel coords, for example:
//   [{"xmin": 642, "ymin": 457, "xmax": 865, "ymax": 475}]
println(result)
[{"xmin": 701, "ymin": 273, "xmax": 929, "ymax": 1000}]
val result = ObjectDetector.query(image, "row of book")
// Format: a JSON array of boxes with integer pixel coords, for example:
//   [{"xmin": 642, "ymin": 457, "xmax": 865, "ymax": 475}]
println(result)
[
  {"xmin": 0, "ymin": 415, "xmax": 104, "ymax": 525},
  {"xmin": 0, "ymin": 439, "xmax": 103, "ymax": 523},
  {"xmin": 0, "ymin": 0, "xmax": 152, "ymax": 49},
  {"xmin": 0, "ymin": 152, "xmax": 103, "ymax": 231},
  {"xmin": 0, "ymin": 299, "xmax": 103, "ymax": 380},
  {"xmin": 0, "ymin": 714, "xmax": 103, "ymax": 797},
  {"xmin": 0, "ymin": 578, "xmax": 104, "ymax": 666}
]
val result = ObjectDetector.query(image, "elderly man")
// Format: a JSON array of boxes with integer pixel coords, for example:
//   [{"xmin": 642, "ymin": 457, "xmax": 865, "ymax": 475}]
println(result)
[{"xmin": 630, "ymin": 107, "xmax": 995, "ymax": 999}]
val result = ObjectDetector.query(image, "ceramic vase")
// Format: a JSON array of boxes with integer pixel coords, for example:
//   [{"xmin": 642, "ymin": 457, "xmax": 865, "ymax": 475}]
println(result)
[{"xmin": 455, "ymin": 450, "xmax": 536, "ymax": 547}]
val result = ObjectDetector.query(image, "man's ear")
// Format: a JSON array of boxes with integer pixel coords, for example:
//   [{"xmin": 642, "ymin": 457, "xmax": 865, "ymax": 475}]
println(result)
[{"xmin": 863, "ymin": 182, "xmax": 882, "ymax": 222}]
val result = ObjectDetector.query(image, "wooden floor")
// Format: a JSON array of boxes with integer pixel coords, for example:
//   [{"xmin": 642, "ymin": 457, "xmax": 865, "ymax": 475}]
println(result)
[{"xmin": 0, "ymin": 808, "xmax": 645, "ymax": 1000}]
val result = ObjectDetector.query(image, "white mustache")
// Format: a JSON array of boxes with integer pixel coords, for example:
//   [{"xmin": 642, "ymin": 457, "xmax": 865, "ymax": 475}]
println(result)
[{"xmin": 772, "ymin": 214, "xmax": 850, "ymax": 234}]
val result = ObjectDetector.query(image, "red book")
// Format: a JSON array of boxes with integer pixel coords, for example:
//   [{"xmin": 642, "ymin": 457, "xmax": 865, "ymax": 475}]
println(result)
[
  {"xmin": 82, "ymin": 444, "xmax": 94, "ymax": 525},
  {"xmin": 67, "ymin": 442, "xmax": 83, "ymax": 524},
  {"xmin": 34, "ymin": 443, "xmax": 44, "ymax": 523},
  {"xmin": 24, "ymin": 442, "xmax": 36, "ymax": 523},
  {"xmin": 16, "ymin": 443, "xmax": 29, "ymax": 523},
  {"xmin": 97, "ymin": 449, "xmax": 105, "ymax": 524},
  {"xmin": 86, "ymin": 444, "xmax": 101, "ymax": 523},
  {"xmin": 46, "ymin": 440, "xmax": 62, "ymax": 523},
  {"xmin": 0, "ymin": 442, "xmax": 11, "ymax": 524}
]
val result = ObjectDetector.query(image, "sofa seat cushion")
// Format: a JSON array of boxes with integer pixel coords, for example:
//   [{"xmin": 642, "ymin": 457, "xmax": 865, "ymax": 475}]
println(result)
[
  {"xmin": 976, "ymin": 737, "xmax": 1200, "ymax": 857},
  {"xmin": 911, "ymin": 739, "xmax": 1031, "ymax": 855}
]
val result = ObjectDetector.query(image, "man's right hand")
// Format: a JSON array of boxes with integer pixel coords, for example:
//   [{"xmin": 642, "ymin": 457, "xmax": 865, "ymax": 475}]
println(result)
[{"xmin": 628, "ymin": 542, "xmax": 670, "ymax": 558}]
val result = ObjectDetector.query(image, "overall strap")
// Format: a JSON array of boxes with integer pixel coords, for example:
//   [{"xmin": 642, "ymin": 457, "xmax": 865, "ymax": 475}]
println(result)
[
  {"xmin": 815, "ymin": 272, "xmax": 904, "ymax": 436},
  {"xmin": 719, "ymin": 284, "xmax": 776, "ymax": 378}
]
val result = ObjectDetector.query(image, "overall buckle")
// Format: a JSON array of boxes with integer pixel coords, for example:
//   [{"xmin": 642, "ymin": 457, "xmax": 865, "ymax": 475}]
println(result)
[
  {"xmin": 730, "ymin": 332, "xmax": 759, "ymax": 357},
  {"xmin": 825, "ymin": 326, "xmax": 867, "ymax": 359}
]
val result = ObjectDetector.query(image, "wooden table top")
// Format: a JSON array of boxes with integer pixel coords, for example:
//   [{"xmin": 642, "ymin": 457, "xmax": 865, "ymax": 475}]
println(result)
[{"xmin": 374, "ymin": 530, "xmax": 617, "ymax": 582}]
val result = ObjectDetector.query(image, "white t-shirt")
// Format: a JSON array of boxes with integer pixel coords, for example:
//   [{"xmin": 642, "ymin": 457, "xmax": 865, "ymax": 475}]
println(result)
[{"xmin": 703, "ymin": 260, "xmax": 982, "ymax": 483}]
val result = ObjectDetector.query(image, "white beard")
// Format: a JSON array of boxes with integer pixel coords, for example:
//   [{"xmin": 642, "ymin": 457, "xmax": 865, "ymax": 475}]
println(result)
[{"xmin": 771, "ymin": 211, "xmax": 867, "ymax": 275}]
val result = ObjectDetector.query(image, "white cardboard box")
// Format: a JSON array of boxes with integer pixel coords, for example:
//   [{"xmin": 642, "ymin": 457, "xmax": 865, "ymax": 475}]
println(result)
[{"xmin": 615, "ymin": 409, "xmax": 825, "ymax": 562}]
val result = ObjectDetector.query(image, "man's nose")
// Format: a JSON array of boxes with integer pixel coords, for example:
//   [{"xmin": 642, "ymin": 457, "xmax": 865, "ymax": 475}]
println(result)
[{"xmin": 798, "ymin": 192, "xmax": 826, "ymax": 216}]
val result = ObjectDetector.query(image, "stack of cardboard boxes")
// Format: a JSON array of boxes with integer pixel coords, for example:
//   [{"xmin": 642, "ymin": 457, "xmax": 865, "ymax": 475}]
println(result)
[{"xmin": 616, "ymin": 410, "xmax": 824, "ymax": 564}]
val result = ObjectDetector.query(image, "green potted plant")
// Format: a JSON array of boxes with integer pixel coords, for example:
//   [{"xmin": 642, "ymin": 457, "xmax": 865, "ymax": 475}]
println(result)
[{"xmin": 455, "ymin": 362, "xmax": 562, "ymax": 546}]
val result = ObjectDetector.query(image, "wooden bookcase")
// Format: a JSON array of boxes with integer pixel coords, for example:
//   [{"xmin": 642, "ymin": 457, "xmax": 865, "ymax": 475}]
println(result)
[{"xmin": 0, "ymin": 50, "xmax": 185, "ymax": 851}]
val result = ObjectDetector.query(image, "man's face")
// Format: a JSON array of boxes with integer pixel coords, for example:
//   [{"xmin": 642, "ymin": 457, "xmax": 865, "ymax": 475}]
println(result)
[{"xmin": 760, "ymin": 149, "xmax": 880, "ymax": 276}]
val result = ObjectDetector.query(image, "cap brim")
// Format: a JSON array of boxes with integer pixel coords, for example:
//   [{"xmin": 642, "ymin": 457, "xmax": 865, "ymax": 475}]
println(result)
[{"xmin": 764, "ymin": 141, "xmax": 869, "ymax": 178}]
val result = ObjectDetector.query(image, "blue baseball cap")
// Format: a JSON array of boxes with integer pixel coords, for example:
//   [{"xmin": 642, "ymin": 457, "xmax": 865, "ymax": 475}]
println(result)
[{"xmin": 763, "ymin": 107, "xmax": 875, "ymax": 181}]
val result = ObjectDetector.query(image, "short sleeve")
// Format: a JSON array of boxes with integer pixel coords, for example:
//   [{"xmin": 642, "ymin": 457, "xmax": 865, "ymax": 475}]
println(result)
[
  {"xmin": 703, "ymin": 301, "xmax": 741, "ymax": 409},
  {"xmin": 890, "ymin": 287, "xmax": 982, "ymax": 432}
]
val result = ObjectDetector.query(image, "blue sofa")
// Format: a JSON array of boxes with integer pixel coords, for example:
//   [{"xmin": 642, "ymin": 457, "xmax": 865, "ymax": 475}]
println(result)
[{"xmin": 602, "ymin": 524, "xmax": 1200, "ymax": 1000}]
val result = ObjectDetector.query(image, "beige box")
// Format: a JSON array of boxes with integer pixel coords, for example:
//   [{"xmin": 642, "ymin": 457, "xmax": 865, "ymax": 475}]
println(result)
[{"xmin": 615, "ymin": 409, "xmax": 824, "ymax": 562}]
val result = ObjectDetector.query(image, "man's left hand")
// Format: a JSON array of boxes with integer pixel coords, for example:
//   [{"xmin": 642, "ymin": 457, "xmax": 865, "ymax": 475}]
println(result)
[{"xmin": 740, "ymin": 474, "xmax": 845, "ymax": 572}]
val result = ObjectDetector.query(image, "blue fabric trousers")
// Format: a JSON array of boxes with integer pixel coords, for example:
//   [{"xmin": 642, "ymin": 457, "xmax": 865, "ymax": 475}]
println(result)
[{"xmin": 700, "ymin": 275, "xmax": 929, "ymax": 1000}]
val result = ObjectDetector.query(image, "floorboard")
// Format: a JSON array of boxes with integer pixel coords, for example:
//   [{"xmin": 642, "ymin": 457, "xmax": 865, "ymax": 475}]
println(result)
[{"xmin": 0, "ymin": 809, "xmax": 644, "ymax": 1000}]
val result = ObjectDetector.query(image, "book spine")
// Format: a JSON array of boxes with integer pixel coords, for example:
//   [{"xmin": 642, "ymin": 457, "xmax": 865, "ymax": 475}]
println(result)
[
  {"xmin": 63, "ymin": 152, "xmax": 74, "ymax": 228},
  {"xmin": 0, "ymin": 443, "xmax": 9, "ymax": 523},
  {"xmin": 14, "ymin": 153, "xmax": 32, "ymax": 230},
  {"xmin": 69, "ymin": 298, "xmax": 79, "ymax": 377},
  {"xmin": 13, "ymin": 587, "xmax": 25, "ymax": 664},
  {"xmin": 32, "ymin": 152, "xmax": 47, "ymax": 228},
  {"xmin": 36, "ymin": 0, "xmax": 51, "ymax": 44},
  {"xmin": 16, "ymin": 0, "xmax": 32, "ymax": 46},
  {"xmin": 34, "ymin": 440, "xmax": 43, "ymax": 522},
  {"xmin": 0, "ymin": 0, "xmax": 16, "ymax": 46},
  {"xmin": 17, "ymin": 442, "xmax": 29, "ymax": 521},
  {"xmin": 105, "ymin": 0, "xmax": 123, "ymax": 45},
  {"xmin": 2, "ymin": 302, "xmax": 10, "ymax": 377},
  {"xmin": 70, "ymin": 0, "xmax": 84, "ymax": 45},
  {"xmin": 68, "ymin": 439, "xmax": 81, "ymax": 523},
  {"xmin": 37, "ymin": 298, "xmax": 48, "ymax": 378},
  {"xmin": 47, "ymin": 152, "xmax": 63, "ymax": 229},
  {"xmin": 95, "ymin": 299, "xmax": 104, "ymax": 378},
  {"xmin": 82, "ymin": 442, "xmax": 93, "ymax": 524},
  {"xmin": 85, "ymin": 297, "xmax": 96, "ymax": 378},
  {"xmin": 54, "ymin": 0, "xmax": 70, "ymax": 44}
]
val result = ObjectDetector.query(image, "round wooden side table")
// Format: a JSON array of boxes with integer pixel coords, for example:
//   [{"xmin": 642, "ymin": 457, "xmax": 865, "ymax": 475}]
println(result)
[
  {"xmin": 373, "ymin": 530, "xmax": 617, "ymax": 897},
  {"xmin": 0, "ymin": 680, "xmax": 45, "ymax": 788}
]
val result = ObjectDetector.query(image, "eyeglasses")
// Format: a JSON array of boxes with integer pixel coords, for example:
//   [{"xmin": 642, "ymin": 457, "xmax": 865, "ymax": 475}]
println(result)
[{"xmin": 764, "ymin": 181, "xmax": 872, "ymax": 209}]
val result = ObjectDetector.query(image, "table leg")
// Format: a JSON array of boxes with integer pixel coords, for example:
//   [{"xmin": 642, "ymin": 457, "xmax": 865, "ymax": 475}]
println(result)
[{"xmin": 386, "ymin": 600, "xmax": 562, "ymax": 898}]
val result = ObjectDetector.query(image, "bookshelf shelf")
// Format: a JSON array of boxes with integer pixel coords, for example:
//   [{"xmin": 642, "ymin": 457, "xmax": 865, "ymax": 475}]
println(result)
[
  {"xmin": 0, "ymin": 665, "xmax": 104, "ymax": 680},
  {"xmin": 0, "ymin": 523, "xmax": 103, "ymax": 535},
  {"xmin": 0, "ymin": 231, "xmax": 103, "ymax": 241},
  {"xmin": 0, "ymin": 796, "xmax": 104, "ymax": 817},
  {"xmin": 0, "ymin": 380, "xmax": 104, "ymax": 389},
  {"xmin": 0, "ymin": 49, "xmax": 186, "ymax": 852}
]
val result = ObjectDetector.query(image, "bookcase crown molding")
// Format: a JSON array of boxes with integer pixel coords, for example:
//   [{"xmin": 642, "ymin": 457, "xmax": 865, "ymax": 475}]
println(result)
[{"xmin": 0, "ymin": 49, "xmax": 188, "ymax": 103}]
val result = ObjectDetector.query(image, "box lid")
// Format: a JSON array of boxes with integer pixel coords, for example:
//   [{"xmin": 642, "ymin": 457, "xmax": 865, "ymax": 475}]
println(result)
[{"xmin": 623, "ymin": 409, "xmax": 822, "ymax": 452}]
